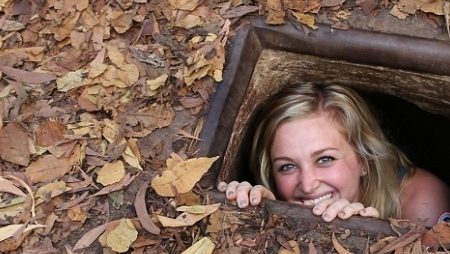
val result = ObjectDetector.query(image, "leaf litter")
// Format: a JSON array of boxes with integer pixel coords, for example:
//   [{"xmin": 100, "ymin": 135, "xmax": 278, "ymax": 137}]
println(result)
[{"xmin": 0, "ymin": 0, "xmax": 448, "ymax": 253}]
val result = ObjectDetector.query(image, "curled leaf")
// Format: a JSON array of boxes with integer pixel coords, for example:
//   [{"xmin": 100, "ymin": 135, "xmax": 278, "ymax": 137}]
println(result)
[{"xmin": 151, "ymin": 156, "xmax": 219, "ymax": 197}]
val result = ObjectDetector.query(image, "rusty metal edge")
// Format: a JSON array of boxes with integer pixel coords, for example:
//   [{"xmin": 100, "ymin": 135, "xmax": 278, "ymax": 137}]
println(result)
[
  {"xmin": 251, "ymin": 17, "xmax": 450, "ymax": 76},
  {"xmin": 198, "ymin": 23, "xmax": 263, "ymax": 187}
]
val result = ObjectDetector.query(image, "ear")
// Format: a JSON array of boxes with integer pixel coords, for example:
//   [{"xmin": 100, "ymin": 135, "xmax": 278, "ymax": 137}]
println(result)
[{"xmin": 361, "ymin": 169, "xmax": 368, "ymax": 176}]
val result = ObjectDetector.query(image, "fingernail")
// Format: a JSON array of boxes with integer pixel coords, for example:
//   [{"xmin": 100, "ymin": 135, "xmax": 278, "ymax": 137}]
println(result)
[
  {"xmin": 239, "ymin": 200, "xmax": 246, "ymax": 207},
  {"xmin": 250, "ymin": 197, "xmax": 257, "ymax": 204},
  {"xmin": 339, "ymin": 211, "xmax": 346, "ymax": 216},
  {"xmin": 313, "ymin": 207, "xmax": 320, "ymax": 214},
  {"xmin": 322, "ymin": 213, "xmax": 330, "ymax": 221},
  {"xmin": 227, "ymin": 191, "xmax": 234, "ymax": 197}
]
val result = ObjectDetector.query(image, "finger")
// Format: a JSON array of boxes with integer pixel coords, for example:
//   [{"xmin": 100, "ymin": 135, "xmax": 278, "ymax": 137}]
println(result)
[
  {"xmin": 337, "ymin": 202, "xmax": 365, "ymax": 220},
  {"xmin": 217, "ymin": 182, "xmax": 227, "ymax": 192},
  {"xmin": 358, "ymin": 206, "xmax": 380, "ymax": 218},
  {"xmin": 225, "ymin": 181, "xmax": 239, "ymax": 200},
  {"xmin": 318, "ymin": 199, "xmax": 351, "ymax": 222},
  {"xmin": 249, "ymin": 185, "xmax": 276, "ymax": 205},
  {"xmin": 312, "ymin": 197, "xmax": 336, "ymax": 216},
  {"xmin": 236, "ymin": 181, "xmax": 253, "ymax": 208}
]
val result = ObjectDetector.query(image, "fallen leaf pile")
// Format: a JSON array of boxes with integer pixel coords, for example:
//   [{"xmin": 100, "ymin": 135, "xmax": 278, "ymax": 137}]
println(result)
[{"xmin": 0, "ymin": 0, "xmax": 449, "ymax": 253}]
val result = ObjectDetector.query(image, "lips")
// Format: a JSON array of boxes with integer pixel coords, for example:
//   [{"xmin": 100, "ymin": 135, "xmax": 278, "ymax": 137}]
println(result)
[{"xmin": 300, "ymin": 193, "xmax": 332, "ymax": 206}]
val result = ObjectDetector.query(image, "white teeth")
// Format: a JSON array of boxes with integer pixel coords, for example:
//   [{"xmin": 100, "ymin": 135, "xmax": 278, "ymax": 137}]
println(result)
[{"xmin": 302, "ymin": 193, "xmax": 332, "ymax": 206}]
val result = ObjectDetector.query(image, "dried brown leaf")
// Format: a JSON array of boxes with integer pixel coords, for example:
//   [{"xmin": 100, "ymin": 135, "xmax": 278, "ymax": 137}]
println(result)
[
  {"xmin": 0, "ymin": 176, "xmax": 26, "ymax": 197},
  {"xmin": 266, "ymin": 0, "xmax": 285, "ymax": 24},
  {"xmin": 169, "ymin": 0, "xmax": 200, "ymax": 11},
  {"xmin": 134, "ymin": 182, "xmax": 160, "ymax": 235},
  {"xmin": 0, "ymin": 122, "xmax": 30, "ymax": 166},
  {"xmin": 25, "ymin": 148, "xmax": 79, "ymax": 183},
  {"xmin": 92, "ymin": 173, "xmax": 137, "ymax": 197},
  {"xmin": 73, "ymin": 223, "xmax": 108, "ymax": 251},
  {"xmin": 221, "ymin": 5, "xmax": 260, "ymax": 19},
  {"xmin": 308, "ymin": 241, "xmax": 318, "ymax": 254},
  {"xmin": 106, "ymin": 218, "xmax": 138, "ymax": 253},
  {"xmin": 96, "ymin": 160, "xmax": 126, "ymax": 186},
  {"xmin": 422, "ymin": 223, "xmax": 450, "ymax": 248},
  {"xmin": 53, "ymin": 11, "xmax": 81, "ymax": 41},
  {"xmin": 151, "ymin": 156, "xmax": 219, "ymax": 197},
  {"xmin": 292, "ymin": 12, "xmax": 318, "ymax": 30},
  {"xmin": 278, "ymin": 240, "xmax": 300, "ymax": 254},
  {"xmin": 0, "ymin": 66, "xmax": 57, "ymax": 84},
  {"xmin": 181, "ymin": 237, "xmax": 215, "ymax": 254},
  {"xmin": 36, "ymin": 121, "xmax": 66, "ymax": 147},
  {"xmin": 157, "ymin": 203, "xmax": 220, "ymax": 227},
  {"xmin": 0, "ymin": 47, "xmax": 44, "ymax": 64},
  {"xmin": 332, "ymin": 232, "xmax": 353, "ymax": 254}
]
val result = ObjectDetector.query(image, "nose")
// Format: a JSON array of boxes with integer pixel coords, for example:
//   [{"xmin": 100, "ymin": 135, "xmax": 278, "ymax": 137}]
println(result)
[{"xmin": 297, "ymin": 168, "xmax": 319, "ymax": 194}]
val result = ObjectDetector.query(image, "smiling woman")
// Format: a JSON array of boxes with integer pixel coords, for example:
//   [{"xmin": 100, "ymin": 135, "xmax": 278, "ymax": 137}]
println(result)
[{"xmin": 217, "ymin": 82, "xmax": 450, "ymax": 226}]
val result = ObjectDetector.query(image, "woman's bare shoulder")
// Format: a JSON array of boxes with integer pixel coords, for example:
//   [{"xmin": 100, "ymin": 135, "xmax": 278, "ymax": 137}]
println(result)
[{"xmin": 400, "ymin": 168, "xmax": 449, "ymax": 226}]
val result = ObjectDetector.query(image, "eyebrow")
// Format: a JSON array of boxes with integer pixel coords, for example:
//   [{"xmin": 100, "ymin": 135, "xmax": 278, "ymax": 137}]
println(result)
[
  {"xmin": 272, "ymin": 147, "xmax": 338, "ymax": 163},
  {"xmin": 311, "ymin": 147, "xmax": 338, "ymax": 157}
]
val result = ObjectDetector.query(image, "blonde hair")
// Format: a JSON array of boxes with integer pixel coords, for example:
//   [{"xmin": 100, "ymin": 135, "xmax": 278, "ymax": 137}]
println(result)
[{"xmin": 250, "ymin": 82, "xmax": 413, "ymax": 219}]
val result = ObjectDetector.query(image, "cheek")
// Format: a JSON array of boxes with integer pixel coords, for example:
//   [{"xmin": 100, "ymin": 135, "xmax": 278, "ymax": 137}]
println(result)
[{"xmin": 273, "ymin": 175, "xmax": 296, "ymax": 199}]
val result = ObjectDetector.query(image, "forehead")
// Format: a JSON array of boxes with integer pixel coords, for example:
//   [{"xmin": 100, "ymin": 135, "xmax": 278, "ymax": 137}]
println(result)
[{"xmin": 272, "ymin": 112, "xmax": 350, "ymax": 151}]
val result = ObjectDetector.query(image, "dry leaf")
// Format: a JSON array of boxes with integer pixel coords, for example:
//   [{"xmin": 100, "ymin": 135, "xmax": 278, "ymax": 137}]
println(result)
[
  {"xmin": 0, "ymin": 224, "xmax": 45, "ymax": 242},
  {"xmin": 169, "ymin": 0, "xmax": 200, "ymax": 11},
  {"xmin": 0, "ymin": 176, "xmax": 26, "ymax": 197},
  {"xmin": 92, "ymin": 173, "xmax": 137, "ymax": 197},
  {"xmin": 278, "ymin": 240, "xmax": 300, "ymax": 254},
  {"xmin": 292, "ymin": 12, "xmax": 318, "ymax": 30},
  {"xmin": 0, "ymin": 66, "xmax": 57, "ymax": 84},
  {"xmin": 422, "ymin": 223, "xmax": 450, "ymax": 248},
  {"xmin": 106, "ymin": 218, "xmax": 138, "ymax": 253},
  {"xmin": 390, "ymin": 5, "xmax": 409, "ymax": 19},
  {"xmin": 221, "ymin": 5, "xmax": 260, "ymax": 19},
  {"xmin": 181, "ymin": 237, "xmax": 215, "ymax": 254},
  {"xmin": 151, "ymin": 156, "xmax": 219, "ymax": 197},
  {"xmin": 146, "ymin": 73, "xmax": 168, "ymax": 96},
  {"xmin": 176, "ymin": 205, "xmax": 207, "ymax": 214},
  {"xmin": 122, "ymin": 143, "xmax": 143, "ymax": 170},
  {"xmin": 157, "ymin": 203, "xmax": 220, "ymax": 227},
  {"xmin": 0, "ymin": 122, "xmax": 30, "ymax": 166},
  {"xmin": 419, "ymin": 0, "xmax": 444, "ymax": 15},
  {"xmin": 35, "ymin": 121, "xmax": 66, "ymax": 147},
  {"xmin": 174, "ymin": 14, "xmax": 204, "ymax": 29},
  {"xmin": 56, "ymin": 69, "xmax": 89, "ymax": 92},
  {"xmin": 35, "ymin": 181, "xmax": 70, "ymax": 203},
  {"xmin": 322, "ymin": 0, "xmax": 346, "ymax": 7},
  {"xmin": 111, "ymin": 10, "xmax": 134, "ymax": 33},
  {"xmin": 332, "ymin": 233, "xmax": 353, "ymax": 254},
  {"xmin": 0, "ymin": 19, "xmax": 25, "ymax": 31},
  {"xmin": 25, "ymin": 153, "xmax": 76, "ymax": 183},
  {"xmin": 176, "ymin": 191, "xmax": 201, "ymax": 206},
  {"xmin": 0, "ymin": 202, "xmax": 24, "ymax": 220},
  {"xmin": 134, "ymin": 182, "xmax": 160, "ymax": 235},
  {"xmin": 53, "ymin": 11, "xmax": 81, "ymax": 41},
  {"xmin": 68, "ymin": 206, "xmax": 88, "ymax": 223},
  {"xmin": 266, "ymin": 0, "xmax": 285, "ymax": 24},
  {"xmin": 309, "ymin": 241, "xmax": 318, "ymax": 254},
  {"xmin": 73, "ymin": 223, "xmax": 108, "ymax": 250},
  {"xmin": 0, "ymin": 47, "xmax": 45, "ymax": 63},
  {"xmin": 96, "ymin": 161, "xmax": 126, "ymax": 186}
]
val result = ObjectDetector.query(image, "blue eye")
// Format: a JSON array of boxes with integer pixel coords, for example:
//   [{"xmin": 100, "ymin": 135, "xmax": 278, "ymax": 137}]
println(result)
[
  {"xmin": 278, "ymin": 164, "xmax": 296, "ymax": 172},
  {"xmin": 317, "ymin": 156, "xmax": 335, "ymax": 165}
]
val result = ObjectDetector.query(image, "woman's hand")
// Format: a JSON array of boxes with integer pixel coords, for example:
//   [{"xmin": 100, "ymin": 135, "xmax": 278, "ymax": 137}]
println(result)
[
  {"xmin": 312, "ymin": 198, "xmax": 380, "ymax": 222},
  {"xmin": 217, "ymin": 181, "xmax": 276, "ymax": 208}
]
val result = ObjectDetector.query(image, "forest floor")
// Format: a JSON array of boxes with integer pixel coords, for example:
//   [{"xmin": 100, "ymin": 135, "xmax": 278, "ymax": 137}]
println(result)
[{"xmin": 0, "ymin": 0, "xmax": 449, "ymax": 253}]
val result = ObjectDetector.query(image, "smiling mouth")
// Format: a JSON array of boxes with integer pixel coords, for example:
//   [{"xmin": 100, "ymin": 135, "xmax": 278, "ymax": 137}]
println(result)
[{"xmin": 300, "ymin": 193, "xmax": 332, "ymax": 206}]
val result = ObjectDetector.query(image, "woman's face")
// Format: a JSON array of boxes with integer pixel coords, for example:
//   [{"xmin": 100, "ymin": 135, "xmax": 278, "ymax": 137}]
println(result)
[{"xmin": 270, "ymin": 112, "xmax": 364, "ymax": 206}]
